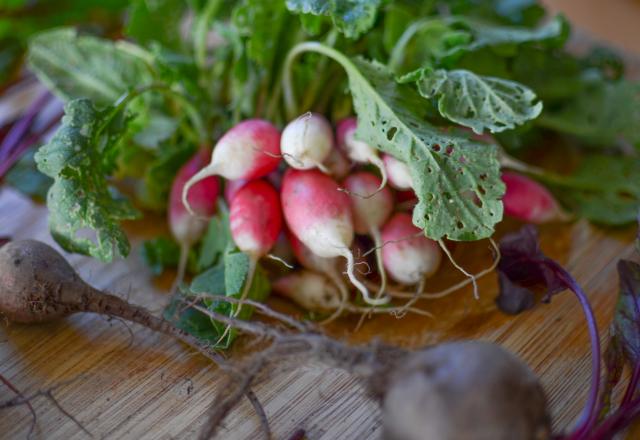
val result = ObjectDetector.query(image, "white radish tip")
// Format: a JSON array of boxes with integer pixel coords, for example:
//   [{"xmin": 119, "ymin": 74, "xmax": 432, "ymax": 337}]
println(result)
[
  {"xmin": 181, "ymin": 166, "xmax": 216, "ymax": 218},
  {"xmin": 342, "ymin": 249, "xmax": 390, "ymax": 306}
]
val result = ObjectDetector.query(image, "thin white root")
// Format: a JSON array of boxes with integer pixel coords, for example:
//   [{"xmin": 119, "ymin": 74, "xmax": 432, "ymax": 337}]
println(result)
[
  {"xmin": 215, "ymin": 258, "xmax": 258, "ymax": 346},
  {"xmin": 361, "ymin": 232, "xmax": 423, "ymax": 258},
  {"xmin": 266, "ymin": 254, "xmax": 294, "ymax": 269},
  {"xmin": 314, "ymin": 161, "xmax": 331, "ymax": 174},
  {"xmin": 170, "ymin": 242, "xmax": 191, "ymax": 295},
  {"xmin": 320, "ymin": 270, "xmax": 350, "ymax": 325},
  {"xmin": 370, "ymin": 154, "xmax": 388, "ymax": 196},
  {"xmin": 182, "ymin": 165, "xmax": 217, "ymax": 217},
  {"xmin": 394, "ymin": 275, "xmax": 427, "ymax": 319},
  {"xmin": 342, "ymin": 250, "xmax": 389, "ymax": 306},
  {"xmin": 370, "ymin": 228, "xmax": 388, "ymax": 300},
  {"xmin": 438, "ymin": 239, "xmax": 478, "ymax": 299},
  {"xmin": 365, "ymin": 237, "xmax": 500, "ymax": 300},
  {"xmin": 354, "ymin": 228, "xmax": 388, "ymax": 331}
]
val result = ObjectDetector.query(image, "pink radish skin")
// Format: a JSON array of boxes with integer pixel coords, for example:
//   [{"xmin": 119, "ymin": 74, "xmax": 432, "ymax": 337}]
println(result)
[
  {"xmin": 225, "ymin": 179, "xmax": 283, "ymax": 341},
  {"xmin": 336, "ymin": 118, "xmax": 388, "ymax": 195},
  {"xmin": 323, "ymin": 146, "xmax": 351, "ymax": 180},
  {"xmin": 273, "ymin": 270, "xmax": 342, "ymax": 312},
  {"xmin": 382, "ymin": 154, "xmax": 413, "ymax": 190},
  {"xmin": 396, "ymin": 189, "xmax": 418, "ymax": 210},
  {"xmin": 182, "ymin": 119, "xmax": 281, "ymax": 214},
  {"xmin": 288, "ymin": 231, "xmax": 339, "ymax": 276},
  {"xmin": 281, "ymin": 112, "xmax": 333, "ymax": 170},
  {"xmin": 288, "ymin": 231, "xmax": 349, "ymax": 319},
  {"xmin": 381, "ymin": 213, "xmax": 441, "ymax": 285},
  {"xmin": 230, "ymin": 180, "xmax": 282, "ymax": 259},
  {"xmin": 343, "ymin": 172, "xmax": 394, "ymax": 301},
  {"xmin": 501, "ymin": 172, "xmax": 566, "ymax": 224},
  {"xmin": 169, "ymin": 149, "xmax": 220, "ymax": 291},
  {"xmin": 224, "ymin": 179, "xmax": 248, "ymax": 204},
  {"xmin": 281, "ymin": 169, "xmax": 386, "ymax": 306},
  {"xmin": 343, "ymin": 172, "xmax": 393, "ymax": 235}
]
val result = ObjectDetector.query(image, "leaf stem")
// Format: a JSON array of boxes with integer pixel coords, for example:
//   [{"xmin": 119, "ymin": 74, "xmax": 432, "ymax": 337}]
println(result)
[
  {"xmin": 195, "ymin": 0, "xmax": 224, "ymax": 70},
  {"xmin": 551, "ymin": 262, "xmax": 601, "ymax": 438},
  {"xmin": 105, "ymin": 83, "xmax": 207, "ymax": 145},
  {"xmin": 283, "ymin": 42, "xmax": 351, "ymax": 120},
  {"xmin": 388, "ymin": 19, "xmax": 431, "ymax": 72}
]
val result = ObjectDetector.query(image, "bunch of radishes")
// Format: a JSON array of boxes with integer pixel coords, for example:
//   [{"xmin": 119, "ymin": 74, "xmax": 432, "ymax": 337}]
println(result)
[{"xmin": 172, "ymin": 112, "xmax": 565, "ymax": 317}]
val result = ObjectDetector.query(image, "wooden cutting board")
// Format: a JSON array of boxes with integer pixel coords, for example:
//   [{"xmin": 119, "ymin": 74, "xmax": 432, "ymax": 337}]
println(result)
[{"xmin": 0, "ymin": 185, "xmax": 638, "ymax": 440}]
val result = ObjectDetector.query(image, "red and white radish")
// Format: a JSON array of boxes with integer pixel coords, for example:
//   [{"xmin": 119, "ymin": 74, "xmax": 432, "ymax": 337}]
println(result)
[
  {"xmin": 501, "ymin": 172, "xmax": 567, "ymax": 224},
  {"xmin": 169, "ymin": 148, "xmax": 220, "ymax": 291},
  {"xmin": 273, "ymin": 270, "xmax": 342, "ymax": 312},
  {"xmin": 323, "ymin": 145, "xmax": 351, "ymax": 180},
  {"xmin": 381, "ymin": 213, "xmax": 441, "ymax": 285},
  {"xmin": 281, "ymin": 169, "xmax": 387, "ymax": 306},
  {"xmin": 288, "ymin": 230, "xmax": 349, "ymax": 319},
  {"xmin": 224, "ymin": 179, "xmax": 248, "ymax": 204},
  {"xmin": 336, "ymin": 118, "xmax": 387, "ymax": 196},
  {"xmin": 383, "ymin": 154, "xmax": 413, "ymax": 191},
  {"xmin": 227, "ymin": 179, "xmax": 283, "ymax": 335},
  {"xmin": 182, "ymin": 119, "xmax": 281, "ymax": 214},
  {"xmin": 343, "ymin": 172, "xmax": 394, "ymax": 300},
  {"xmin": 281, "ymin": 112, "xmax": 333, "ymax": 171}
]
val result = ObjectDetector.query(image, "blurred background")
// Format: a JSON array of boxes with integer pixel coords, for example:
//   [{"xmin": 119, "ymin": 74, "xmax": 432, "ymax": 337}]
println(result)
[{"xmin": 544, "ymin": 0, "xmax": 640, "ymax": 55}]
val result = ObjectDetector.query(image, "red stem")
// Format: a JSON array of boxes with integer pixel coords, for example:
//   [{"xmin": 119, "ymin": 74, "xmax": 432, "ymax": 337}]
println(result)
[
  {"xmin": 549, "ymin": 262, "xmax": 601, "ymax": 439},
  {"xmin": 622, "ymin": 364, "xmax": 640, "ymax": 407}
]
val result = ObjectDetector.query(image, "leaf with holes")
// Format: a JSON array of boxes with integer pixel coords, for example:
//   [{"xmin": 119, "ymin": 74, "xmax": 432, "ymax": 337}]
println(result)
[
  {"xmin": 286, "ymin": 0, "xmax": 381, "ymax": 39},
  {"xmin": 35, "ymin": 98, "xmax": 140, "ymax": 262},
  {"xmin": 326, "ymin": 53, "xmax": 504, "ymax": 241},
  {"xmin": 401, "ymin": 68, "xmax": 542, "ymax": 134}
]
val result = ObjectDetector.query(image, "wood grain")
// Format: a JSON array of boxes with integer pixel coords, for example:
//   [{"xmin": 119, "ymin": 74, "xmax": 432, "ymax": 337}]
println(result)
[{"xmin": 0, "ymin": 185, "xmax": 638, "ymax": 439}]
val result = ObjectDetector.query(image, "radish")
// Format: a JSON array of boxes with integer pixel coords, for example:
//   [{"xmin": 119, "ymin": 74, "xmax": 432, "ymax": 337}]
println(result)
[
  {"xmin": 381, "ymin": 212, "xmax": 441, "ymax": 285},
  {"xmin": 501, "ymin": 172, "xmax": 567, "ymax": 224},
  {"xmin": 322, "ymin": 145, "xmax": 351, "ymax": 180},
  {"xmin": 169, "ymin": 148, "xmax": 220, "ymax": 291},
  {"xmin": 273, "ymin": 270, "xmax": 342, "ymax": 312},
  {"xmin": 224, "ymin": 179, "xmax": 248, "ymax": 204},
  {"xmin": 382, "ymin": 153, "xmax": 413, "ymax": 191},
  {"xmin": 396, "ymin": 189, "xmax": 418, "ymax": 211},
  {"xmin": 182, "ymin": 119, "xmax": 281, "ymax": 214},
  {"xmin": 343, "ymin": 172, "xmax": 394, "ymax": 300},
  {"xmin": 227, "ymin": 179, "xmax": 283, "ymax": 333},
  {"xmin": 281, "ymin": 169, "xmax": 387, "ymax": 306},
  {"xmin": 229, "ymin": 179, "xmax": 282, "ymax": 296},
  {"xmin": 280, "ymin": 112, "xmax": 333, "ymax": 171},
  {"xmin": 336, "ymin": 118, "xmax": 387, "ymax": 196}
]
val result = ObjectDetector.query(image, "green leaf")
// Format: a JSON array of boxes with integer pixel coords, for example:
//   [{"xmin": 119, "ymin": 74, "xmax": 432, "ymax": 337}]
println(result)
[
  {"xmin": 197, "ymin": 202, "xmax": 231, "ymax": 271},
  {"xmin": 170, "ymin": 258, "xmax": 271, "ymax": 349},
  {"xmin": 27, "ymin": 28, "xmax": 152, "ymax": 106},
  {"xmin": 140, "ymin": 237, "xmax": 180, "ymax": 275},
  {"xmin": 35, "ymin": 98, "xmax": 140, "ymax": 262},
  {"xmin": 286, "ymin": 0, "xmax": 381, "ymax": 39},
  {"xmin": 404, "ymin": 68, "xmax": 542, "ymax": 134},
  {"xmin": 330, "ymin": 53, "xmax": 504, "ymax": 240},
  {"xmin": 224, "ymin": 249, "xmax": 250, "ymax": 295},
  {"xmin": 537, "ymin": 80, "xmax": 640, "ymax": 148},
  {"xmin": 455, "ymin": 14, "xmax": 568, "ymax": 54},
  {"xmin": 233, "ymin": 0, "xmax": 287, "ymax": 68},
  {"xmin": 125, "ymin": 0, "xmax": 187, "ymax": 50},
  {"xmin": 137, "ymin": 144, "xmax": 195, "ymax": 211},
  {"xmin": 550, "ymin": 156, "xmax": 640, "ymax": 226}
]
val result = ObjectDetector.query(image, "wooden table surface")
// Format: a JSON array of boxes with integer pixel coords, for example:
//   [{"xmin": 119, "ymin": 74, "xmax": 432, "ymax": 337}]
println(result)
[
  {"xmin": 2, "ymin": 5, "xmax": 640, "ymax": 438},
  {"xmin": 0, "ymin": 183, "xmax": 638, "ymax": 439}
]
